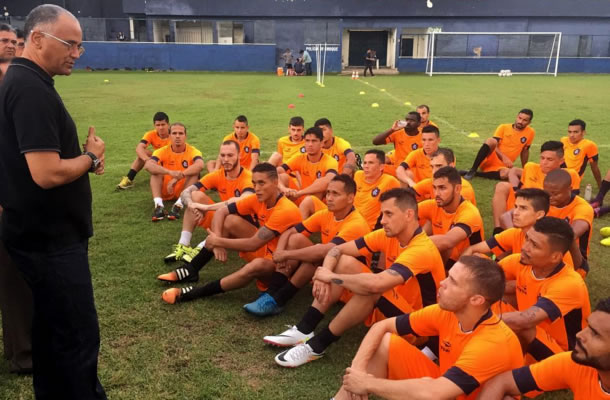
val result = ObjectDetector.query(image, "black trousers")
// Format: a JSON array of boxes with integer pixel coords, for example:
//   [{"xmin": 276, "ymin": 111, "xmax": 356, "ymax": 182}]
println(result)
[
  {"xmin": 364, "ymin": 64, "xmax": 374, "ymax": 76},
  {"xmin": 0, "ymin": 239, "xmax": 33, "ymax": 373},
  {"xmin": 305, "ymin": 62, "xmax": 312, "ymax": 75},
  {"xmin": 5, "ymin": 239, "xmax": 106, "ymax": 400}
]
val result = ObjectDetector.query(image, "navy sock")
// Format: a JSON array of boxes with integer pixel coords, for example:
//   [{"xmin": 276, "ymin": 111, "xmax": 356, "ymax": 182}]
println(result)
[
  {"xmin": 296, "ymin": 306, "xmax": 324, "ymax": 334},
  {"xmin": 127, "ymin": 168, "xmax": 137, "ymax": 181}
]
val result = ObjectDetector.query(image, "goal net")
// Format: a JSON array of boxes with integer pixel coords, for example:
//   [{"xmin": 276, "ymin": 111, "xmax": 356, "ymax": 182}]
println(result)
[{"xmin": 425, "ymin": 32, "xmax": 562, "ymax": 76}]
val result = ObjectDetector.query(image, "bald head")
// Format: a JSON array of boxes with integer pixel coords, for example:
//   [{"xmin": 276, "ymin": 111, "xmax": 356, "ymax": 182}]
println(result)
[
  {"xmin": 544, "ymin": 169, "xmax": 572, "ymax": 189},
  {"xmin": 24, "ymin": 4, "xmax": 77, "ymax": 41}
]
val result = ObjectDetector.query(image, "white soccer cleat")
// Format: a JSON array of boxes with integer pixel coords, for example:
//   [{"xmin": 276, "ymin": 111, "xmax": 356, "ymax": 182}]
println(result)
[
  {"xmin": 275, "ymin": 343, "xmax": 323, "ymax": 368},
  {"xmin": 263, "ymin": 325, "xmax": 313, "ymax": 347}
]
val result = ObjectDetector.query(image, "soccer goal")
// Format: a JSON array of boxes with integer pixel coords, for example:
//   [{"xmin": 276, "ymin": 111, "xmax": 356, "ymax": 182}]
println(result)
[
  {"xmin": 306, "ymin": 43, "xmax": 328, "ymax": 86},
  {"xmin": 425, "ymin": 32, "xmax": 562, "ymax": 76}
]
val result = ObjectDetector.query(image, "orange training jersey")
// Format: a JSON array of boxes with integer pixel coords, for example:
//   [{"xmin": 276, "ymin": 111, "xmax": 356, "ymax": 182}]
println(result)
[
  {"xmin": 277, "ymin": 135, "xmax": 305, "ymax": 163},
  {"xmin": 282, "ymin": 153, "xmax": 338, "ymax": 190},
  {"xmin": 479, "ymin": 124, "xmax": 535, "ymax": 172},
  {"xmin": 561, "ymin": 137, "xmax": 599, "ymax": 178},
  {"xmin": 401, "ymin": 148, "xmax": 433, "ymax": 183},
  {"xmin": 355, "ymin": 228, "xmax": 409, "ymax": 271},
  {"xmin": 499, "ymin": 254, "xmax": 591, "ymax": 353},
  {"xmin": 413, "ymin": 177, "xmax": 476, "ymax": 205},
  {"xmin": 418, "ymin": 199, "xmax": 484, "ymax": 263},
  {"xmin": 513, "ymin": 351, "xmax": 610, "ymax": 400},
  {"xmin": 323, "ymin": 136, "xmax": 353, "ymax": 173},
  {"xmin": 521, "ymin": 162, "xmax": 581, "ymax": 191},
  {"xmin": 228, "ymin": 194, "xmax": 302, "ymax": 254},
  {"xmin": 222, "ymin": 132, "xmax": 260, "ymax": 169},
  {"xmin": 196, "ymin": 167, "xmax": 254, "ymax": 202},
  {"xmin": 396, "ymin": 305, "xmax": 523, "ymax": 399},
  {"xmin": 353, "ymin": 170, "xmax": 400, "ymax": 229},
  {"xmin": 151, "ymin": 143, "xmax": 203, "ymax": 171},
  {"xmin": 385, "ymin": 129, "xmax": 422, "ymax": 167},
  {"xmin": 386, "ymin": 228, "xmax": 445, "ymax": 310},
  {"xmin": 141, "ymin": 129, "xmax": 170, "ymax": 150},
  {"xmin": 295, "ymin": 207, "xmax": 370, "ymax": 245},
  {"xmin": 548, "ymin": 195, "xmax": 594, "ymax": 258}
]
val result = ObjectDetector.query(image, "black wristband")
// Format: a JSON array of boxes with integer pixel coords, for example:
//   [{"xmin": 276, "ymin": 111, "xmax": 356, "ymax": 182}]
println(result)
[{"xmin": 84, "ymin": 151, "xmax": 99, "ymax": 172}]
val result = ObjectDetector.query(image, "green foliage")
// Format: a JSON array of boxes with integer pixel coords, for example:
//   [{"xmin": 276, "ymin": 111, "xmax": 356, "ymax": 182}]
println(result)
[{"xmin": 2, "ymin": 71, "xmax": 608, "ymax": 400}]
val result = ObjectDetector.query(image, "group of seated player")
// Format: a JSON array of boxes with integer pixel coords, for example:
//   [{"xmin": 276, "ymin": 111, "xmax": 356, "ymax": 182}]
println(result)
[{"xmin": 119, "ymin": 105, "xmax": 609, "ymax": 399}]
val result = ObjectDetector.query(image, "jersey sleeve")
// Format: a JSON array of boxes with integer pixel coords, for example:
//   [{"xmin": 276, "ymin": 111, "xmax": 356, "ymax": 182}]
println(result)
[
  {"xmin": 191, "ymin": 147, "xmax": 203, "ymax": 162},
  {"xmin": 228, "ymin": 194, "xmax": 257, "ymax": 216},
  {"xmin": 325, "ymin": 156, "xmax": 339, "ymax": 176},
  {"xmin": 520, "ymin": 163, "xmax": 534, "ymax": 185},
  {"xmin": 486, "ymin": 229, "xmax": 514, "ymax": 256},
  {"xmin": 251, "ymin": 135, "xmax": 261, "ymax": 154},
  {"xmin": 277, "ymin": 138, "xmax": 284, "ymax": 154},
  {"xmin": 385, "ymin": 130, "xmax": 398, "ymax": 145},
  {"xmin": 141, "ymin": 130, "xmax": 154, "ymax": 145},
  {"xmin": 334, "ymin": 214, "xmax": 370, "ymax": 244},
  {"xmin": 196, "ymin": 170, "xmax": 220, "ymax": 191},
  {"xmin": 395, "ymin": 304, "xmax": 443, "ymax": 337},
  {"xmin": 512, "ymin": 352, "xmax": 573, "ymax": 393},
  {"xmin": 525, "ymin": 127, "xmax": 535, "ymax": 147},
  {"xmin": 296, "ymin": 210, "xmax": 324, "ymax": 236},
  {"xmin": 493, "ymin": 125, "xmax": 505, "ymax": 141},
  {"xmin": 534, "ymin": 271, "xmax": 587, "ymax": 322},
  {"xmin": 355, "ymin": 229, "xmax": 385, "ymax": 257},
  {"xmin": 151, "ymin": 147, "xmax": 164, "ymax": 163},
  {"xmin": 388, "ymin": 246, "xmax": 423, "ymax": 283},
  {"xmin": 264, "ymin": 201, "xmax": 302, "ymax": 236},
  {"xmin": 402, "ymin": 150, "xmax": 417, "ymax": 170},
  {"xmin": 453, "ymin": 204, "xmax": 482, "ymax": 239},
  {"xmin": 585, "ymin": 141, "xmax": 598, "ymax": 161},
  {"xmin": 339, "ymin": 138, "xmax": 354, "ymax": 155},
  {"xmin": 282, "ymin": 155, "xmax": 300, "ymax": 173},
  {"xmin": 417, "ymin": 200, "xmax": 435, "ymax": 225},
  {"xmin": 498, "ymin": 254, "xmax": 521, "ymax": 281},
  {"xmin": 573, "ymin": 201, "xmax": 594, "ymax": 225}
]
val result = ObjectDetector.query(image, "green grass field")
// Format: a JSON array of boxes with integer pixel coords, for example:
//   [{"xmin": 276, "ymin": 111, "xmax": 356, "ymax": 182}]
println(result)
[{"xmin": 1, "ymin": 71, "xmax": 609, "ymax": 400}]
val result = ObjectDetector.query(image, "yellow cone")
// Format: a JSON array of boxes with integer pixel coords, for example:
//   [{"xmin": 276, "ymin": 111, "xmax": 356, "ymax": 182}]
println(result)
[
  {"xmin": 601, "ymin": 227, "xmax": 610, "ymax": 237},
  {"xmin": 380, "ymin": 88, "xmax": 386, "ymax": 92},
  {"xmin": 359, "ymin": 91, "xmax": 365, "ymax": 95},
  {"xmin": 404, "ymin": 102, "xmax": 411, "ymax": 106},
  {"xmin": 371, "ymin": 103, "xmax": 379, "ymax": 108},
  {"xmin": 468, "ymin": 132, "xmax": 480, "ymax": 138}
]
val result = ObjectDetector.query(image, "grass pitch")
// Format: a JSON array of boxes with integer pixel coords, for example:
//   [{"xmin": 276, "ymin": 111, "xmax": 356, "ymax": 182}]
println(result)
[{"xmin": 1, "ymin": 71, "xmax": 609, "ymax": 400}]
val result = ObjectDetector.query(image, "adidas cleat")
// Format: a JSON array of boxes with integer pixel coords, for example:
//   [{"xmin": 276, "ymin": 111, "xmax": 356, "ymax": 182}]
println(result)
[{"xmin": 157, "ymin": 264, "xmax": 199, "ymax": 283}]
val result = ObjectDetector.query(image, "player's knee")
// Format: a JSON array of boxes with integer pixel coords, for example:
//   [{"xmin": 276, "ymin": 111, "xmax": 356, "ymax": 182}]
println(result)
[
  {"xmin": 244, "ymin": 258, "xmax": 274, "ymax": 277},
  {"xmin": 485, "ymin": 137, "xmax": 498, "ymax": 149},
  {"xmin": 223, "ymin": 214, "xmax": 243, "ymax": 232},
  {"xmin": 494, "ymin": 182, "xmax": 510, "ymax": 197},
  {"xmin": 287, "ymin": 233, "xmax": 311, "ymax": 250},
  {"xmin": 335, "ymin": 255, "xmax": 363, "ymax": 274}
]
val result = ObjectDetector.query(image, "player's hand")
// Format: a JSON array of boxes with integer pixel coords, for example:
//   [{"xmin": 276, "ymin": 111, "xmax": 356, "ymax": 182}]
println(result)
[
  {"xmin": 187, "ymin": 204, "xmax": 203, "ymax": 223},
  {"xmin": 313, "ymin": 266, "xmax": 334, "ymax": 283},
  {"xmin": 343, "ymin": 368, "xmax": 373, "ymax": 396},
  {"xmin": 312, "ymin": 279, "xmax": 331, "ymax": 305},
  {"xmin": 390, "ymin": 120, "xmax": 400, "ymax": 131},
  {"xmin": 94, "ymin": 154, "xmax": 105, "ymax": 175},
  {"xmin": 501, "ymin": 155, "xmax": 513, "ymax": 168},
  {"xmin": 84, "ymin": 126, "xmax": 105, "ymax": 159},
  {"xmin": 205, "ymin": 228, "xmax": 219, "ymax": 247},
  {"xmin": 166, "ymin": 178, "xmax": 178, "ymax": 196},
  {"xmin": 273, "ymin": 250, "xmax": 288, "ymax": 263},
  {"xmin": 213, "ymin": 247, "xmax": 227, "ymax": 263}
]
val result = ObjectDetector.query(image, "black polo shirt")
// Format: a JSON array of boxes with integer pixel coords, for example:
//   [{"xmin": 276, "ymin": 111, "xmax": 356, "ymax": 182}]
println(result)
[{"xmin": 0, "ymin": 58, "xmax": 92, "ymax": 250}]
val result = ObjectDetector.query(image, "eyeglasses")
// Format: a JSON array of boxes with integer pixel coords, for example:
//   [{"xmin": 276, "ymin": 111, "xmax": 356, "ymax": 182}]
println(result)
[
  {"xmin": 36, "ymin": 31, "xmax": 85, "ymax": 55},
  {"xmin": 0, "ymin": 38, "xmax": 17, "ymax": 46}
]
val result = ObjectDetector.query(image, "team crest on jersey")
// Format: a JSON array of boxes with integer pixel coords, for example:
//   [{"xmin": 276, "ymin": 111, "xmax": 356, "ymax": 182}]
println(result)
[
  {"xmin": 316, "ymin": 171, "xmax": 322, "ymax": 178},
  {"xmin": 574, "ymin": 149, "xmax": 580, "ymax": 155},
  {"xmin": 411, "ymin": 143, "xmax": 419, "ymax": 150},
  {"xmin": 564, "ymin": 217, "xmax": 571, "ymax": 223},
  {"xmin": 244, "ymin": 146, "xmax": 250, "ymax": 153},
  {"xmin": 520, "ymin": 137, "xmax": 527, "ymax": 144},
  {"xmin": 440, "ymin": 340, "xmax": 452, "ymax": 353},
  {"xmin": 182, "ymin": 160, "xmax": 188, "ymax": 168},
  {"xmin": 300, "ymin": 146, "xmax": 306, "ymax": 153},
  {"xmin": 334, "ymin": 155, "xmax": 340, "ymax": 161},
  {"xmin": 234, "ymin": 189, "xmax": 241, "ymax": 197},
  {"xmin": 371, "ymin": 188, "xmax": 380, "ymax": 197}
]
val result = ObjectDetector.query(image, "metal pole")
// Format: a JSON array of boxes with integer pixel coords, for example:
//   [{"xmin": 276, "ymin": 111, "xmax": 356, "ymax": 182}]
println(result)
[
  {"xmin": 553, "ymin": 32, "xmax": 562, "ymax": 77},
  {"xmin": 429, "ymin": 32, "xmax": 435, "ymax": 76}
]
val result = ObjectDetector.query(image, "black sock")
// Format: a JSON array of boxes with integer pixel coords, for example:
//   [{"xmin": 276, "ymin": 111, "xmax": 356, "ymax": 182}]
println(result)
[
  {"xmin": 181, "ymin": 279, "xmax": 224, "ymax": 301},
  {"xmin": 469, "ymin": 143, "xmax": 491, "ymax": 172},
  {"xmin": 189, "ymin": 248, "xmax": 214, "ymax": 273},
  {"xmin": 273, "ymin": 281, "xmax": 299, "ymax": 307},
  {"xmin": 296, "ymin": 306, "xmax": 325, "ymax": 334},
  {"xmin": 475, "ymin": 171, "xmax": 501, "ymax": 180},
  {"xmin": 307, "ymin": 326, "xmax": 340, "ymax": 354},
  {"xmin": 266, "ymin": 272, "xmax": 288, "ymax": 296},
  {"xmin": 595, "ymin": 180, "xmax": 610, "ymax": 201},
  {"xmin": 127, "ymin": 168, "xmax": 138, "ymax": 181},
  {"xmin": 493, "ymin": 227, "xmax": 504, "ymax": 235}
]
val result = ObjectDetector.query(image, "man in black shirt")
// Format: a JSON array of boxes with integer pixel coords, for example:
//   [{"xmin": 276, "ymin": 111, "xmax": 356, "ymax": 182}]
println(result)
[{"xmin": 0, "ymin": 5, "xmax": 106, "ymax": 399}]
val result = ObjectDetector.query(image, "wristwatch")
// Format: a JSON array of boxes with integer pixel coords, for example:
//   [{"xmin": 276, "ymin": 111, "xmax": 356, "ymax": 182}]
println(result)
[{"xmin": 84, "ymin": 151, "xmax": 100, "ymax": 172}]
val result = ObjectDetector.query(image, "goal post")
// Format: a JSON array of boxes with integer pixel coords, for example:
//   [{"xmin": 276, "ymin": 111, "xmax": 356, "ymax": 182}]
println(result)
[{"xmin": 426, "ymin": 31, "xmax": 562, "ymax": 76}]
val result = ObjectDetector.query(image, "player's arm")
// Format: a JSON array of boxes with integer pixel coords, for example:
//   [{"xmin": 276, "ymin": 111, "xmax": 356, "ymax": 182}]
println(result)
[
  {"xmin": 372, "ymin": 122, "xmax": 400, "ymax": 145},
  {"xmin": 144, "ymin": 158, "xmax": 174, "ymax": 176},
  {"xmin": 276, "ymin": 165, "xmax": 292, "ymax": 192},
  {"xmin": 520, "ymin": 146, "xmax": 530, "ymax": 168},
  {"xmin": 507, "ymin": 167, "xmax": 523, "ymax": 189},
  {"xmin": 135, "ymin": 141, "xmax": 152, "ymax": 161},
  {"xmin": 500, "ymin": 209, "xmax": 515, "ymax": 229},
  {"xmin": 494, "ymin": 140, "xmax": 514, "ymax": 168},
  {"xmin": 429, "ymin": 226, "xmax": 468, "ymax": 252},
  {"xmin": 462, "ymin": 240, "xmax": 492, "ymax": 256},
  {"xmin": 590, "ymin": 158, "xmax": 602, "ymax": 188},
  {"xmin": 501, "ymin": 305, "xmax": 549, "ymax": 331},
  {"xmin": 319, "ymin": 241, "xmax": 362, "ymax": 271},
  {"xmin": 207, "ymin": 224, "xmax": 278, "ymax": 252},
  {"xmin": 279, "ymin": 242, "xmax": 340, "ymax": 264},
  {"xmin": 296, "ymin": 171, "xmax": 337, "ymax": 197},
  {"xmin": 249, "ymin": 151, "xmax": 260, "ymax": 170},
  {"xmin": 342, "ymin": 151, "xmax": 357, "ymax": 175},
  {"xmin": 349, "ymin": 374, "xmax": 465, "ymax": 400},
  {"xmin": 478, "ymin": 370, "xmax": 522, "ymax": 399},
  {"xmin": 314, "ymin": 266, "xmax": 404, "ymax": 296},
  {"xmin": 395, "ymin": 163, "xmax": 416, "ymax": 187},
  {"xmin": 179, "ymin": 183, "xmax": 200, "ymax": 207},
  {"xmin": 191, "ymin": 191, "xmax": 255, "ymax": 213},
  {"xmin": 182, "ymin": 158, "xmax": 204, "ymax": 177}
]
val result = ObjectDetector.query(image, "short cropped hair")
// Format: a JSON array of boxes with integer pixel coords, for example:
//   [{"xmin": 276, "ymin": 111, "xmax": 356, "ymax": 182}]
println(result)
[
  {"xmin": 431, "ymin": 148, "xmax": 455, "ymax": 164},
  {"xmin": 379, "ymin": 187, "xmax": 418, "ymax": 213},
  {"xmin": 24, "ymin": 4, "xmax": 73, "ymax": 41},
  {"xmin": 515, "ymin": 188, "xmax": 550, "ymax": 214},
  {"xmin": 0, "ymin": 24, "xmax": 15, "ymax": 34},
  {"xmin": 331, "ymin": 174, "xmax": 356, "ymax": 195},
  {"xmin": 153, "ymin": 112, "xmax": 169, "ymax": 123},
  {"xmin": 170, "ymin": 122, "xmax": 187, "ymax": 134},
  {"xmin": 544, "ymin": 169, "xmax": 572, "ymax": 189},
  {"xmin": 416, "ymin": 104, "xmax": 430, "ymax": 113},
  {"xmin": 365, "ymin": 149, "xmax": 385, "ymax": 164},
  {"xmin": 459, "ymin": 255, "xmax": 506, "ymax": 306},
  {"xmin": 314, "ymin": 118, "xmax": 332, "ymax": 128},
  {"xmin": 289, "ymin": 116, "xmax": 305, "ymax": 127},
  {"xmin": 406, "ymin": 111, "xmax": 421, "ymax": 123},
  {"xmin": 519, "ymin": 108, "xmax": 534, "ymax": 120},
  {"xmin": 540, "ymin": 140, "xmax": 564, "ymax": 157},
  {"xmin": 304, "ymin": 126, "xmax": 323, "ymax": 141},
  {"xmin": 16, "ymin": 28, "xmax": 24, "ymax": 39},
  {"xmin": 252, "ymin": 162, "xmax": 278, "ymax": 180},
  {"xmin": 433, "ymin": 166, "xmax": 461, "ymax": 186},
  {"xmin": 595, "ymin": 298, "xmax": 610, "ymax": 314},
  {"xmin": 221, "ymin": 140, "xmax": 240, "ymax": 153},
  {"xmin": 569, "ymin": 119, "xmax": 586, "ymax": 130},
  {"xmin": 235, "ymin": 115, "xmax": 248, "ymax": 124},
  {"xmin": 533, "ymin": 217, "xmax": 574, "ymax": 254},
  {"xmin": 422, "ymin": 125, "xmax": 440, "ymax": 137}
]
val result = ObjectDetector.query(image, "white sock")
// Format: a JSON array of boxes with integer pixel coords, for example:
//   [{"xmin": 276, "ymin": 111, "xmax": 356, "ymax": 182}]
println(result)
[
  {"xmin": 179, "ymin": 231, "xmax": 192, "ymax": 247},
  {"xmin": 196, "ymin": 240, "xmax": 206, "ymax": 249},
  {"xmin": 174, "ymin": 198, "xmax": 183, "ymax": 208},
  {"xmin": 421, "ymin": 346, "xmax": 438, "ymax": 361},
  {"xmin": 154, "ymin": 197, "xmax": 164, "ymax": 208}
]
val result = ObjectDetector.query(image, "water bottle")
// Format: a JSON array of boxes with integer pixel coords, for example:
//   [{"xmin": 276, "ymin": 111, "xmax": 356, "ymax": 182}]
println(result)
[{"xmin": 584, "ymin": 184, "xmax": 592, "ymax": 202}]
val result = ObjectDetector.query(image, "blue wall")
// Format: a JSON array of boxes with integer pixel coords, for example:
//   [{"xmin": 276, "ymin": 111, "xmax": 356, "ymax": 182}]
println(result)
[
  {"xmin": 397, "ymin": 58, "xmax": 610, "ymax": 73},
  {"xmin": 77, "ymin": 42, "xmax": 277, "ymax": 71}
]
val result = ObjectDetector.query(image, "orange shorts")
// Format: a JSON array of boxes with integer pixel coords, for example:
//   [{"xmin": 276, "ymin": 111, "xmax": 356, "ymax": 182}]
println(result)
[
  {"xmin": 388, "ymin": 333, "xmax": 440, "ymax": 380},
  {"xmin": 480, "ymin": 152, "xmax": 509, "ymax": 173},
  {"xmin": 161, "ymin": 175, "xmax": 186, "ymax": 201},
  {"xmin": 338, "ymin": 262, "xmax": 372, "ymax": 304},
  {"xmin": 365, "ymin": 287, "xmax": 415, "ymax": 327},
  {"xmin": 197, "ymin": 197, "xmax": 216, "ymax": 229},
  {"xmin": 505, "ymin": 186, "xmax": 516, "ymax": 210},
  {"xmin": 310, "ymin": 195, "xmax": 327, "ymax": 213},
  {"xmin": 238, "ymin": 246, "xmax": 273, "ymax": 292}
]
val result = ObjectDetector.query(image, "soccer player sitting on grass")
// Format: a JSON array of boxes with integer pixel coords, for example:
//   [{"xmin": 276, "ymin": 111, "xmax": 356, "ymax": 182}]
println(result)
[
  {"xmin": 463, "ymin": 108, "xmax": 535, "ymax": 181},
  {"xmin": 416, "ymin": 104, "xmax": 437, "ymax": 130},
  {"xmin": 158, "ymin": 163, "xmax": 302, "ymax": 304},
  {"xmin": 491, "ymin": 140, "xmax": 579, "ymax": 233},
  {"xmin": 267, "ymin": 116, "xmax": 305, "ymax": 167},
  {"xmin": 372, "ymin": 111, "xmax": 421, "ymax": 177},
  {"xmin": 242, "ymin": 174, "xmax": 370, "ymax": 316},
  {"xmin": 331, "ymin": 256, "xmax": 523, "ymax": 400},
  {"xmin": 412, "ymin": 147, "xmax": 476, "ymax": 205},
  {"xmin": 314, "ymin": 118, "xmax": 357, "ymax": 177},
  {"xmin": 145, "ymin": 122, "xmax": 203, "ymax": 222},
  {"xmin": 117, "ymin": 112, "xmax": 170, "ymax": 189},
  {"xmin": 591, "ymin": 169, "xmax": 610, "ymax": 218},
  {"xmin": 494, "ymin": 217, "xmax": 591, "ymax": 363},
  {"xmin": 266, "ymin": 189, "xmax": 445, "ymax": 368},
  {"xmin": 479, "ymin": 297, "xmax": 610, "ymax": 400},
  {"xmin": 163, "ymin": 140, "xmax": 254, "ymax": 263},
  {"xmin": 396, "ymin": 125, "xmax": 441, "ymax": 187},
  {"xmin": 417, "ymin": 167, "xmax": 484, "ymax": 270},
  {"xmin": 207, "ymin": 115, "xmax": 260, "ymax": 172},
  {"xmin": 277, "ymin": 126, "xmax": 338, "ymax": 203},
  {"xmin": 561, "ymin": 119, "xmax": 601, "ymax": 189}
]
